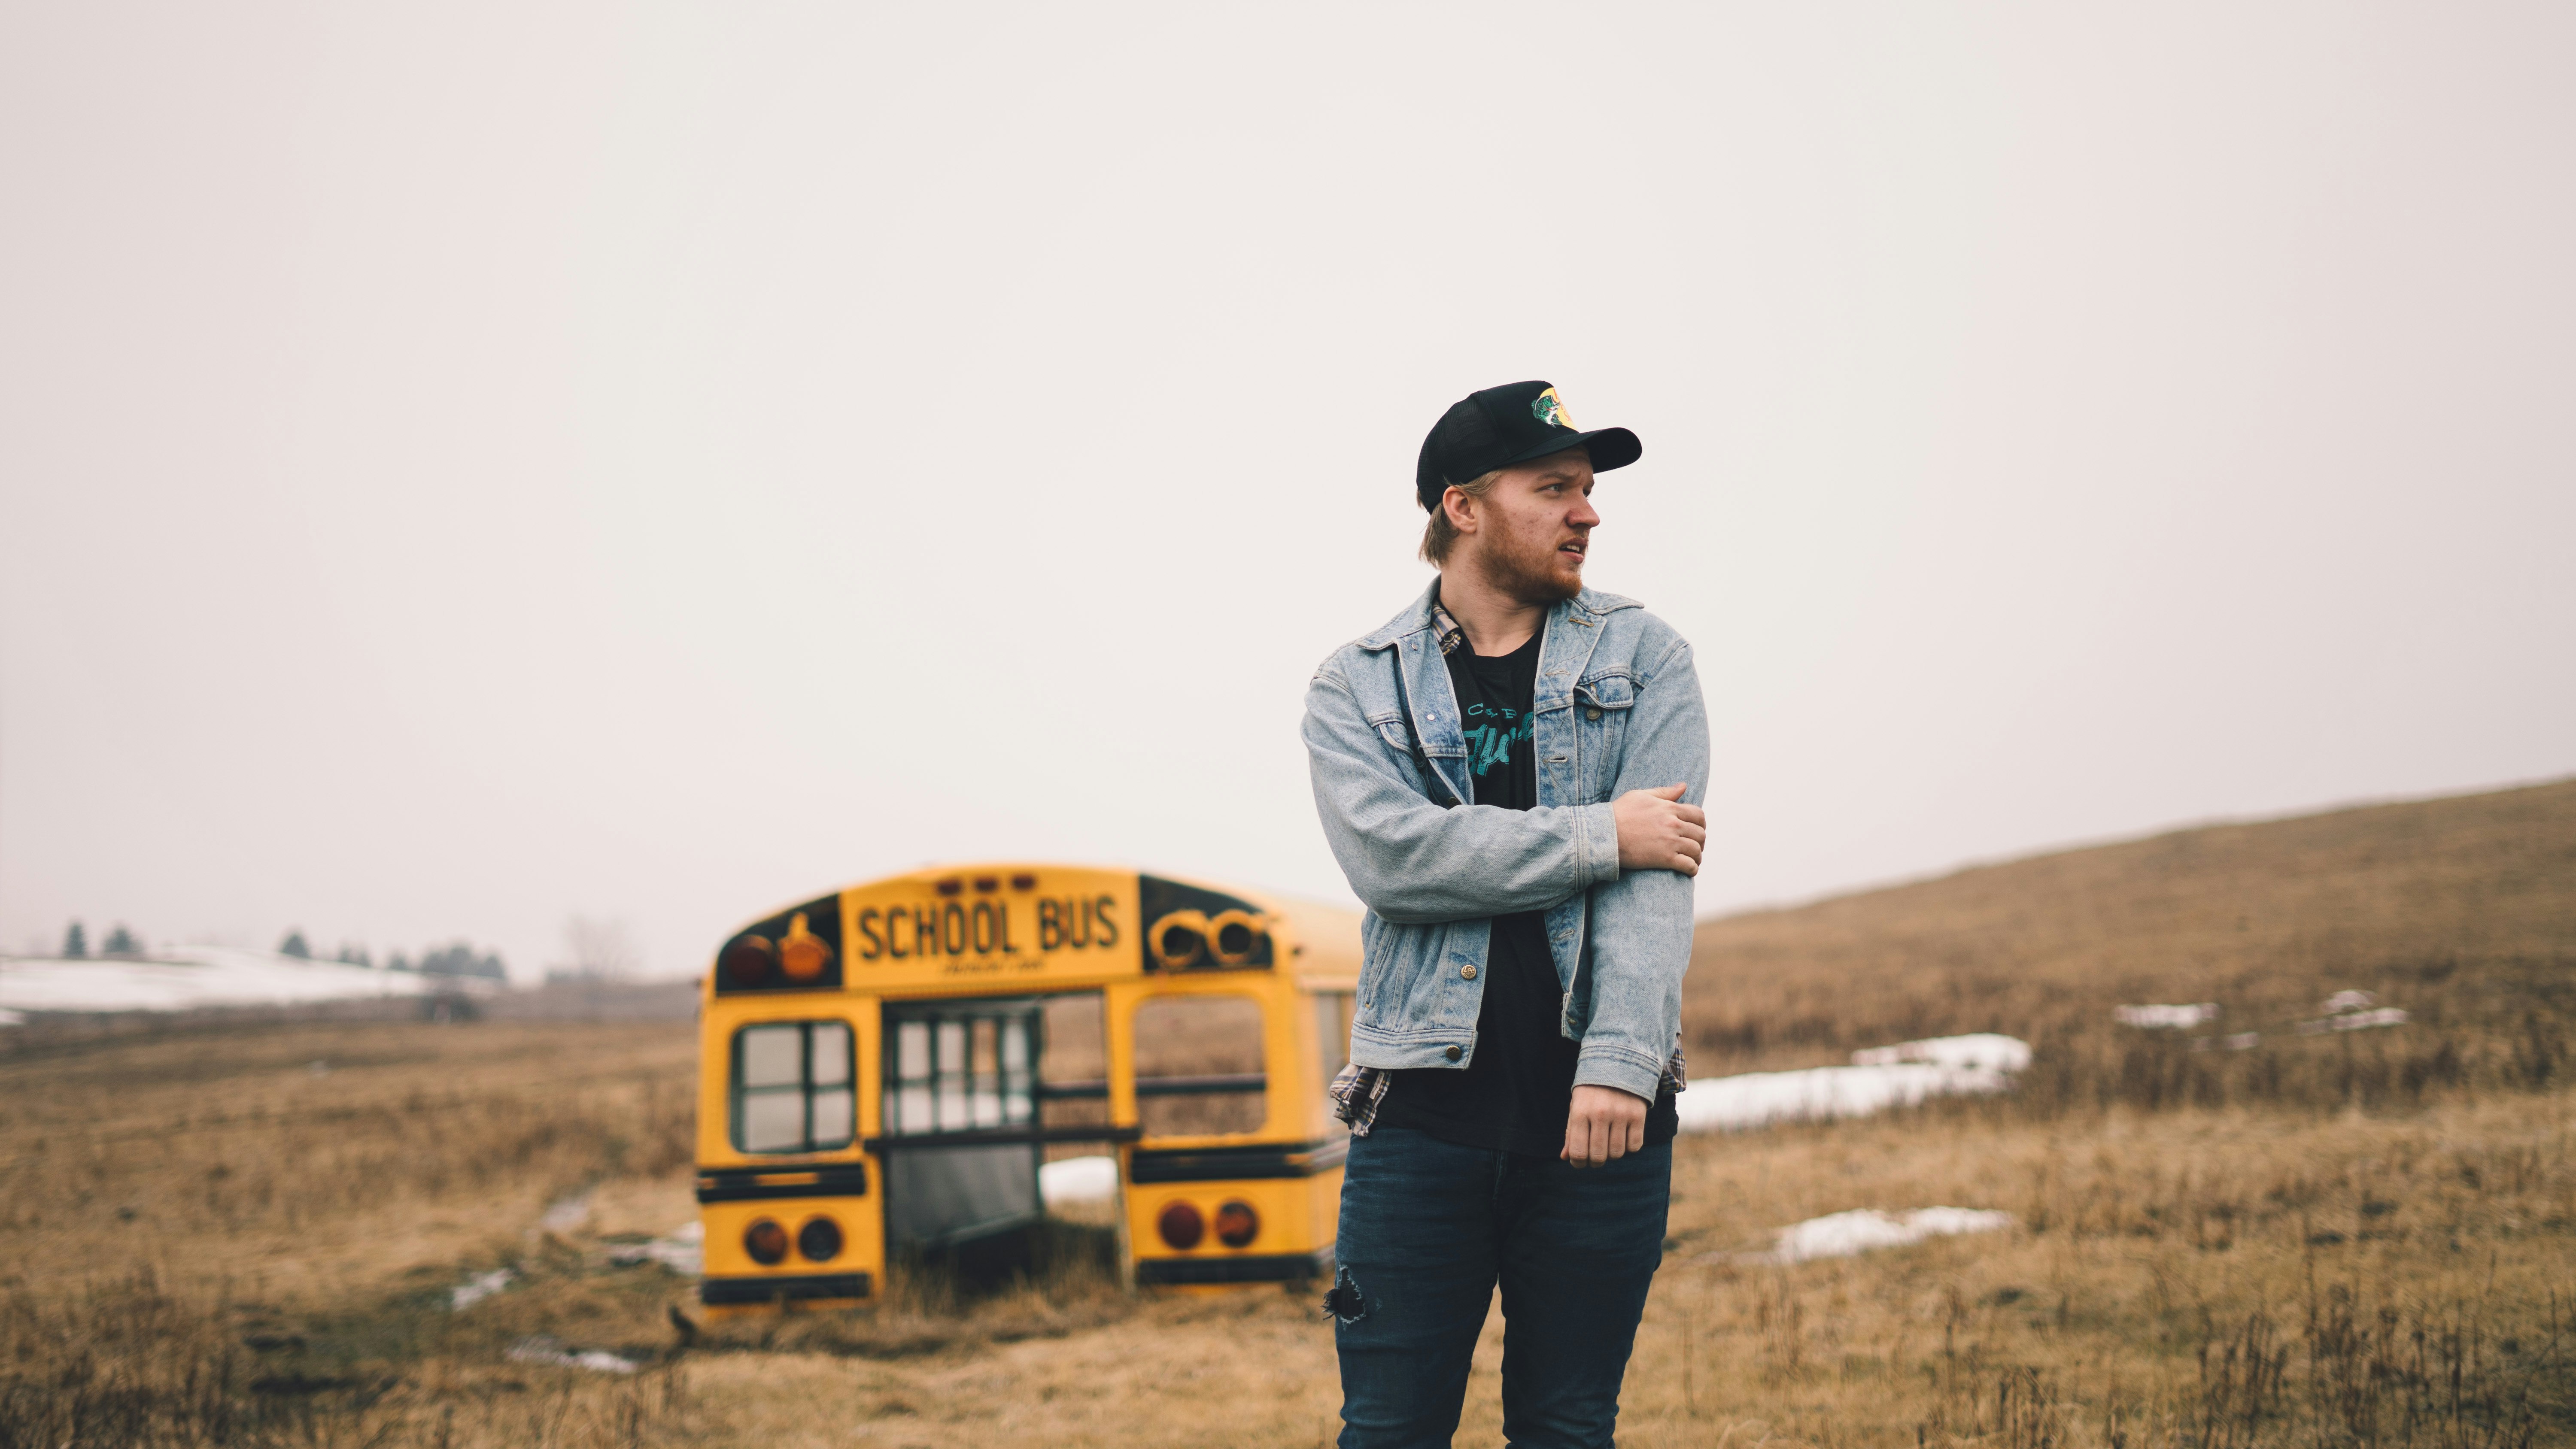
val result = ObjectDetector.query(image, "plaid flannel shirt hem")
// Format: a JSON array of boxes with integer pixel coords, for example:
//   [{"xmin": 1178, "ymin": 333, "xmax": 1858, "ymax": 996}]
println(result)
[{"xmin": 1327, "ymin": 1049, "xmax": 1689, "ymax": 1138}]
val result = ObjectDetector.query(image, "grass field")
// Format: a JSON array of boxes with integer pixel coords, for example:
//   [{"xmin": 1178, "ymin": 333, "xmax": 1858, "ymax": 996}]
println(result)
[{"xmin": 3, "ymin": 779, "xmax": 2571, "ymax": 1446}]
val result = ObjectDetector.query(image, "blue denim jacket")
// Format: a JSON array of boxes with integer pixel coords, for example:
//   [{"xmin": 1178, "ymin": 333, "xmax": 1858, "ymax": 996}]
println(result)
[{"xmin": 1302, "ymin": 580, "xmax": 1709, "ymax": 1102}]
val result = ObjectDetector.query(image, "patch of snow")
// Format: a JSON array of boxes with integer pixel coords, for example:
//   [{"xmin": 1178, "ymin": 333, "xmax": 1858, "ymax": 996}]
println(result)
[
  {"xmin": 1041, "ymin": 1155, "xmax": 1120, "ymax": 1205},
  {"xmin": 449, "ymin": 1267, "xmax": 514, "ymax": 1311},
  {"xmin": 2299, "ymin": 1007, "xmax": 2408, "ymax": 1034},
  {"xmin": 0, "ymin": 946, "xmax": 489, "ymax": 1016},
  {"xmin": 538, "ymin": 1193, "xmax": 592, "ymax": 1233},
  {"xmin": 608, "ymin": 1223, "xmax": 704, "ymax": 1276},
  {"xmin": 2115, "ymin": 1003, "xmax": 2220, "ymax": 1030},
  {"xmin": 1850, "ymin": 1034, "xmax": 2032, "ymax": 1073},
  {"xmin": 2192, "ymin": 1033, "xmax": 2261, "ymax": 1052},
  {"xmin": 1674, "ymin": 1062, "xmax": 2014, "ymax": 1134},
  {"xmin": 505, "ymin": 1336, "xmax": 641, "ymax": 1374},
  {"xmin": 1743, "ymin": 1207, "xmax": 2014, "ymax": 1265},
  {"xmin": 2321, "ymin": 990, "xmax": 2377, "ymax": 1013}
]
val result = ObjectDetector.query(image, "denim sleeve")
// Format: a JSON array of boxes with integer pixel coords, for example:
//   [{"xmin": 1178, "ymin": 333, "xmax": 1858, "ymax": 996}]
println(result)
[
  {"xmin": 1571, "ymin": 637, "xmax": 1710, "ymax": 1100},
  {"xmin": 1303, "ymin": 668, "xmax": 1621, "ymax": 925}
]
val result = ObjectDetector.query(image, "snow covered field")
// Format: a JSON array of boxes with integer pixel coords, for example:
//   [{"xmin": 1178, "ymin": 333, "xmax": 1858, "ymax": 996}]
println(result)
[
  {"xmin": 0, "ymin": 946, "xmax": 482, "ymax": 1016},
  {"xmin": 1037, "ymin": 1033, "xmax": 2036, "ymax": 1206},
  {"xmin": 1671, "ymin": 1034, "xmax": 2028, "ymax": 1134},
  {"xmin": 1742, "ymin": 1206, "xmax": 2015, "ymax": 1264}
]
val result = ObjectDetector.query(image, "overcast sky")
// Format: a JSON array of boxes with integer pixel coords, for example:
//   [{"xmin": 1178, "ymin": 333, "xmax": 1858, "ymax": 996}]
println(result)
[{"xmin": 4, "ymin": 4, "xmax": 2570, "ymax": 979}]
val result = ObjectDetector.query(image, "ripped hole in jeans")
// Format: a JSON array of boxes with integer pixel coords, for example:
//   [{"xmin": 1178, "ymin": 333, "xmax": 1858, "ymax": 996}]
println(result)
[{"xmin": 1322, "ymin": 1266, "xmax": 1368, "ymax": 1324}]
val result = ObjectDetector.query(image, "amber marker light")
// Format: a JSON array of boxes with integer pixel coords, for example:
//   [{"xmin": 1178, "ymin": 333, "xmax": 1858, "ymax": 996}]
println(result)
[
  {"xmin": 778, "ymin": 912, "xmax": 833, "ymax": 981},
  {"xmin": 1215, "ymin": 1200, "xmax": 1260, "ymax": 1249},
  {"xmin": 1156, "ymin": 1201, "xmax": 1205, "ymax": 1250},
  {"xmin": 797, "ymin": 1216, "xmax": 842, "ymax": 1262},
  {"xmin": 1148, "ymin": 910, "xmax": 1209, "ymax": 970},
  {"xmin": 1207, "ymin": 909, "xmax": 1264, "ymax": 966},
  {"xmin": 744, "ymin": 1218, "xmax": 789, "ymax": 1265}
]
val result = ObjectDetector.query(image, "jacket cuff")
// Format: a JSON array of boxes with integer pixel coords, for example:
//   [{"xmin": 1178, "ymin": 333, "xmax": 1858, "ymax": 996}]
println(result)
[
  {"xmin": 1574, "ymin": 1041, "xmax": 1664, "ymax": 1102},
  {"xmin": 1578, "ymin": 801, "xmax": 1622, "ymax": 886}
]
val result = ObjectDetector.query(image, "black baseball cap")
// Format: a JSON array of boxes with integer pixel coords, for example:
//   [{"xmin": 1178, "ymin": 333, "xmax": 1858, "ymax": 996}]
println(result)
[{"xmin": 1415, "ymin": 380, "xmax": 1642, "ymax": 511}]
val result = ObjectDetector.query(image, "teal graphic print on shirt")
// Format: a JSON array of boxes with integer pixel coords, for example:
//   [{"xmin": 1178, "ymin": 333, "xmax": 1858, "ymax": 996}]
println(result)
[{"xmin": 1461, "ymin": 701, "xmax": 1531, "ymax": 779}]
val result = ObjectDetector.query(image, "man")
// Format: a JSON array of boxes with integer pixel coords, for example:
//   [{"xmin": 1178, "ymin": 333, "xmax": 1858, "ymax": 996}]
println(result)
[{"xmin": 1303, "ymin": 380, "xmax": 1709, "ymax": 1449}]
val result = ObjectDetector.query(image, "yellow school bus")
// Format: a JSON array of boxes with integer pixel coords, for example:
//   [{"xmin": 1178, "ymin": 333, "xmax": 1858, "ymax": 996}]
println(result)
[{"xmin": 694, "ymin": 863, "xmax": 1361, "ymax": 1313}]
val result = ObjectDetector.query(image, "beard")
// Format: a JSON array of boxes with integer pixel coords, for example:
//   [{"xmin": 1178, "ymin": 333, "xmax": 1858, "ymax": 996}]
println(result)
[{"xmin": 1481, "ymin": 525, "xmax": 1586, "ymax": 606}]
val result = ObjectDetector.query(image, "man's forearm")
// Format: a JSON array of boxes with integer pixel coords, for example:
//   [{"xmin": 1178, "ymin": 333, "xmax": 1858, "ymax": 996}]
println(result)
[
  {"xmin": 1569, "ymin": 638, "xmax": 1707, "ymax": 1099},
  {"xmin": 1305, "ymin": 673, "xmax": 1622, "ymax": 922}
]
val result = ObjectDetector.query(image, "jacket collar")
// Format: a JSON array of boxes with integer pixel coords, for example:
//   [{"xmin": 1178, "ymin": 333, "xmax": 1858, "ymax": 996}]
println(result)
[
  {"xmin": 1366, "ymin": 579, "xmax": 1639, "ymax": 808},
  {"xmin": 1357, "ymin": 578, "xmax": 1641, "ymax": 653}
]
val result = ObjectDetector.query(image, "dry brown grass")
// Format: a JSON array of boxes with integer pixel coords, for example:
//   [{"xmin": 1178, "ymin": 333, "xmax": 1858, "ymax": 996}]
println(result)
[
  {"xmin": 2, "ymin": 779, "xmax": 2572, "ymax": 1445},
  {"xmin": 1613, "ymin": 1091, "xmax": 2576, "ymax": 1449},
  {"xmin": 1686, "ymin": 779, "xmax": 2576, "ymax": 1113}
]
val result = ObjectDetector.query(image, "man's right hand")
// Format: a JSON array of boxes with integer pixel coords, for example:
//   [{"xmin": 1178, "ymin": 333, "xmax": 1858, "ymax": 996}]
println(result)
[{"xmin": 1613, "ymin": 784, "xmax": 1706, "ymax": 876}]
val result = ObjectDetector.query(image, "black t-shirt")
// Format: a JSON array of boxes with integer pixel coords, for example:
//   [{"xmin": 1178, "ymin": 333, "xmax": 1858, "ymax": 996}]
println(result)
[{"xmin": 1374, "ymin": 627, "xmax": 1680, "ymax": 1158}]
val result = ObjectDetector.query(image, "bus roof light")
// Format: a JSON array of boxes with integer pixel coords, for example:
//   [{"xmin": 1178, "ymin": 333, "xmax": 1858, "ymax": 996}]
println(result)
[
  {"xmin": 1206, "ymin": 909, "xmax": 1266, "ymax": 966},
  {"xmin": 779, "ymin": 912, "xmax": 834, "ymax": 981},
  {"xmin": 1148, "ymin": 910, "xmax": 1209, "ymax": 971},
  {"xmin": 722, "ymin": 935, "xmax": 776, "ymax": 987}
]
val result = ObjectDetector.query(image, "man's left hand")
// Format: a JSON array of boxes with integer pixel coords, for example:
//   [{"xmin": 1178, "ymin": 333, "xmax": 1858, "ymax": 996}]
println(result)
[{"xmin": 1561, "ymin": 1084, "xmax": 1648, "ymax": 1167}]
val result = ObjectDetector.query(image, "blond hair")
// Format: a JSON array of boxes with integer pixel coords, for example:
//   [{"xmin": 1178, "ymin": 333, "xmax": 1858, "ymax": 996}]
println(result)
[{"xmin": 1418, "ymin": 469, "xmax": 1504, "ymax": 565}]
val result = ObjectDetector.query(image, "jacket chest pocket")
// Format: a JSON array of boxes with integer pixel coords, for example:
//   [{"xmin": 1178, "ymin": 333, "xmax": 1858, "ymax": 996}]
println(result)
[
  {"xmin": 1371, "ymin": 718, "xmax": 1431, "ymax": 797},
  {"xmin": 1376, "ymin": 717, "xmax": 1466, "ymax": 808},
  {"xmin": 1573, "ymin": 674, "xmax": 1635, "ymax": 801}
]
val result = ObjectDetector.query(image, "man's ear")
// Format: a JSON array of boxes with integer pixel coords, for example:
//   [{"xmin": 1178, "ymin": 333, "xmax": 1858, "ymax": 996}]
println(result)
[{"xmin": 1441, "ymin": 486, "xmax": 1479, "ymax": 537}]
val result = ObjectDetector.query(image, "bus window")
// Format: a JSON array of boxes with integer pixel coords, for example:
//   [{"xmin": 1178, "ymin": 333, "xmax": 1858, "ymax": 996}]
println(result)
[
  {"xmin": 731, "ymin": 1020, "xmax": 856, "ymax": 1154},
  {"xmin": 1037, "ymin": 993, "xmax": 1109, "ymax": 1149},
  {"xmin": 883, "ymin": 1001, "xmax": 1039, "ymax": 1136},
  {"xmin": 1133, "ymin": 994, "xmax": 1266, "ymax": 1137},
  {"xmin": 879, "ymin": 999, "xmax": 1046, "ymax": 1249}
]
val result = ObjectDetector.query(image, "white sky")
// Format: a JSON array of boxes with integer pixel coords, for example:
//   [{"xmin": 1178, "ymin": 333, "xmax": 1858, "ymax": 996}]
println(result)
[{"xmin": 4, "ymin": 4, "xmax": 2571, "ymax": 980}]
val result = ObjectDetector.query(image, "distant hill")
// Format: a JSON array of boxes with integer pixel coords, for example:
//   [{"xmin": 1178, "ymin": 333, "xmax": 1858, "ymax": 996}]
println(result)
[{"xmin": 1683, "ymin": 779, "xmax": 2576, "ymax": 1103}]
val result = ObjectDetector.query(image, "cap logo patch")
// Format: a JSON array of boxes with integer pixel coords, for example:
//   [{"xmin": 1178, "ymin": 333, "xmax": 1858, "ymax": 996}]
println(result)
[{"xmin": 1531, "ymin": 387, "xmax": 1574, "ymax": 430}]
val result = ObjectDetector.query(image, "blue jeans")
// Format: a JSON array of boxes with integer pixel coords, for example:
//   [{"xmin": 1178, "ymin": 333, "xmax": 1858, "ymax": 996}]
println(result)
[{"xmin": 1330, "ymin": 1127, "xmax": 1671, "ymax": 1449}]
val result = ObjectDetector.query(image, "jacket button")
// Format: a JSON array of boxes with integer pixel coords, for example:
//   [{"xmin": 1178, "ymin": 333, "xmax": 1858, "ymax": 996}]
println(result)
[
  {"xmin": 1444, "ymin": 1045, "xmax": 1463, "ymax": 1062},
  {"xmin": 1586, "ymin": 706, "xmax": 1603, "ymax": 721},
  {"xmin": 1460, "ymin": 964, "xmax": 1477, "ymax": 980}
]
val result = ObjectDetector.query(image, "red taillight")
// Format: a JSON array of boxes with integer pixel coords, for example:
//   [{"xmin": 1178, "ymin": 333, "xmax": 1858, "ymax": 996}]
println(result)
[
  {"xmin": 797, "ymin": 1216, "xmax": 842, "ymax": 1262},
  {"xmin": 722, "ymin": 936, "xmax": 776, "ymax": 986},
  {"xmin": 1157, "ymin": 1201, "xmax": 1204, "ymax": 1250},
  {"xmin": 1215, "ymin": 1200, "xmax": 1259, "ymax": 1249},
  {"xmin": 744, "ymin": 1218, "xmax": 788, "ymax": 1265}
]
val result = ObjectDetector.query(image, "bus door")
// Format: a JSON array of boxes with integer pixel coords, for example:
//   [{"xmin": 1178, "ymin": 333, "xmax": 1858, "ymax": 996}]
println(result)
[
  {"xmin": 875, "ymin": 997, "xmax": 1047, "ymax": 1249},
  {"xmin": 1115, "ymin": 976, "xmax": 1350, "ymax": 1287}
]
